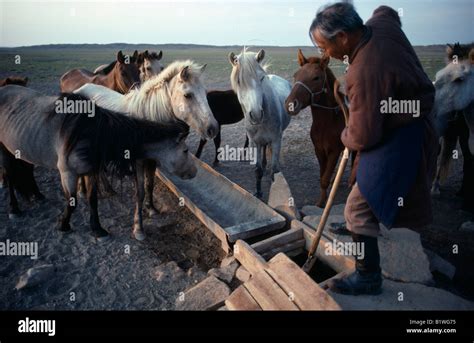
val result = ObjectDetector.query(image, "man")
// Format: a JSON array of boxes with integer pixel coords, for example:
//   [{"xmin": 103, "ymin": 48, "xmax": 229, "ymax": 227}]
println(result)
[{"xmin": 309, "ymin": 3, "xmax": 438, "ymax": 295}]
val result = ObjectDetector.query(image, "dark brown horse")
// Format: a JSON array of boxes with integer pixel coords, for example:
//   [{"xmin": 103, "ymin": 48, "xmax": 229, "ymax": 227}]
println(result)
[
  {"xmin": 60, "ymin": 50, "xmax": 140, "ymax": 94},
  {"xmin": 0, "ymin": 76, "xmax": 28, "ymax": 87},
  {"xmin": 285, "ymin": 49, "xmax": 347, "ymax": 208},
  {"xmin": 195, "ymin": 90, "xmax": 247, "ymax": 165}
]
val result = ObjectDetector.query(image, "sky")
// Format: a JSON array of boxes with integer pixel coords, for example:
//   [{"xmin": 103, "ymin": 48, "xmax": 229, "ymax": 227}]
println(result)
[{"xmin": 0, "ymin": 0, "xmax": 473, "ymax": 47}]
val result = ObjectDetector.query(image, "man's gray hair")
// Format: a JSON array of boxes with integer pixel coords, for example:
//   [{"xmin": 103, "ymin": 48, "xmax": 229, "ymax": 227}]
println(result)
[{"xmin": 309, "ymin": 2, "xmax": 364, "ymax": 41}]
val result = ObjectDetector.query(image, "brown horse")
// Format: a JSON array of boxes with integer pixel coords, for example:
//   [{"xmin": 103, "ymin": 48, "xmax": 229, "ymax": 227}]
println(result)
[
  {"xmin": 0, "ymin": 76, "xmax": 28, "ymax": 87},
  {"xmin": 195, "ymin": 90, "xmax": 247, "ymax": 165},
  {"xmin": 60, "ymin": 50, "xmax": 140, "ymax": 94},
  {"xmin": 285, "ymin": 49, "xmax": 347, "ymax": 208}
]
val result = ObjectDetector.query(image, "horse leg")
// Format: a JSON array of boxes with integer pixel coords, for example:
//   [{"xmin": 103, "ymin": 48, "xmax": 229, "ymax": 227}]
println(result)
[
  {"xmin": 432, "ymin": 134, "xmax": 457, "ymax": 195},
  {"xmin": 133, "ymin": 161, "xmax": 146, "ymax": 241},
  {"xmin": 24, "ymin": 162, "xmax": 44, "ymax": 201},
  {"xmin": 457, "ymin": 116, "xmax": 472, "ymax": 197},
  {"xmin": 84, "ymin": 175, "xmax": 109, "ymax": 240},
  {"xmin": 195, "ymin": 138, "xmax": 207, "ymax": 159},
  {"xmin": 77, "ymin": 176, "xmax": 87, "ymax": 197},
  {"xmin": 269, "ymin": 140, "xmax": 281, "ymax": 181},
  {"xmin": 261, "ymin": 145, "xmax": 268, "ymax": 172},
  {"xmin": 254, "ymin": 143, "xmax": 264, "ymax": 199},
  {"xmin": 0, "ymin": 167, "xmax": 5, "ymax": 189},
  {"xmin": 5, "ymin": 171, "xmax": 21, "ymax": 219},
  {"xmin": 244, "ymin": 135, "xmax": 249, "ymax": 149},
  {"xmin": 316, "ymin": 151, "xmax": 328, "ymax": 208},
  {"xmin": 144, "ymin": 159, "xmax": 162, "ymax": 216},
  {"xmin": 212, "ymin": 130, "xmax": 221, "ymax": 166},
  {"xmin": 319, "ymin": 151, "xmax": 340, "ymax": 208},
  {"xmin": 57, "ymin": 170, "xmax": 78, "ymax": 232}
]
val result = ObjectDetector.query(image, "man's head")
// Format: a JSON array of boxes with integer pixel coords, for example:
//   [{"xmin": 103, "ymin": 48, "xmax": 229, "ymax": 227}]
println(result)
[{"xmin": 309, "ymin": 2, "xmax": 364, "ymax": 60}]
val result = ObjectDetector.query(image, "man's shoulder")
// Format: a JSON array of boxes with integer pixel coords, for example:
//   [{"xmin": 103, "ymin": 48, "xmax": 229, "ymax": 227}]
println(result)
[{"xmin": 367, "ymin": 6, "xmax": 401, "ymax": 27}]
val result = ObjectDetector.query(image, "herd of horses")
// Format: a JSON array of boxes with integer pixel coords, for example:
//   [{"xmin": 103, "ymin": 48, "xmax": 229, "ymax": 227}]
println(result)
[{"xmin": 0, "ymin": 43, "xmax": 473, "ymax": 242}]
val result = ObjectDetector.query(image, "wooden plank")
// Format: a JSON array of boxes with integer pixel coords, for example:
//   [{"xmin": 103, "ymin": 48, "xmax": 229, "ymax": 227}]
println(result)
[
  {"xmin": 261, "ymin": 239, "xmax": 306, "ymax": 261},
  {"xmin": 225, "ymin": 285, "xmax": 262, "ymax": 311},
  {"xmin": 251, "ymin": 228, "xmax": 304, "ymax": 254},
  {"xmin": 292, "ymin": 219, "xmax": 355, "ymax": 273},
  {"xmin": 226, "ymin": 217, "xmax": 286, "ymax": 242},
  {"xmin": 243, "ymin": 270, "xmax": 299, "ymax": 310},
  {"xmin": 234, "ymin": 240, "xmax": 267, "ymax": 276},
  {"xmin": 267, "ymin": 253, "xmax": 341, "ymax": 310}
]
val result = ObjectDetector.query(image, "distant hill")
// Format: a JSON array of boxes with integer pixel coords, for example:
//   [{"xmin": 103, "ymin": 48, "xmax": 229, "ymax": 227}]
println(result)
[{"xmin": 0, "ymin": 42, "xmax": 454, "ymax": 51}]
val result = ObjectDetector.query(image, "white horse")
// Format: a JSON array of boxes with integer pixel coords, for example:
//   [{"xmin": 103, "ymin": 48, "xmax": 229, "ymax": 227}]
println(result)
[
  {"xmin": 75, "ymin": 60, "xmax": 218, "ymax": 240},
  {"xmin": 431, "ymin": 49, "xmax": 474, "ymax": 195},
  {"xmin": 228, "ymin": 48, "xmax": 291, "ymax": 198}
]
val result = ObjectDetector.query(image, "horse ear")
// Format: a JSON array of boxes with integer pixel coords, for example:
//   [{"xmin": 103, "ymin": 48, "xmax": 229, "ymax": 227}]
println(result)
[
  {"xmin": 132, "ymin": 50, "xmax": 138, "ymax": 62},
  {"xmin": 320, "ymin": 54, "xmax": 330, "ymax": 69},
  {"xmin": 198, "ymin": 64, "xmax": 207, "ymax": 74},
  {"xmin": 157, "ymin": 50, "xmax": 163, "ymax": 60},
  {"xmin": 256, "ymin": 49, "xmax": 265, "ymax": 63},
  {"xmin": 180, "ymin": 66, "xmax": 190, "ymax": 81},
  {"xmin": 229, "ymin": 52, "xmax": 237, "ymax": 66},
  {"xmin": 297, "ymin": 49, "xmax": 308, "ymax": 66},
  {"xmin": 117, "ymin": 51, "xmax": 125, "ymax": 63},
  {"xmin": 144, "ymin": 50, "xmax": 149, "ymax": 57},
  {"xmin": 469, "ymin": 48, "xmax": 474, "ymax": 65},
  {"xmin": 446, "ymin": 44, "xmax": 454, "ymax": 56}
]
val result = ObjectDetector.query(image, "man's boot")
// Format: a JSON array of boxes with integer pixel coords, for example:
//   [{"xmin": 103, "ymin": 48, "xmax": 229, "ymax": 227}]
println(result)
[{"xmin": 326, "ymin": 233, "xmax": 383, "ymax": 295}]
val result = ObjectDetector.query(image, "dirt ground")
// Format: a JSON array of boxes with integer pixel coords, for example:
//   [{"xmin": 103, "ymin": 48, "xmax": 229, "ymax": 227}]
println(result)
[{"xmin": 1, "ymin": 76, "xmax": 473, "ymax": 310}]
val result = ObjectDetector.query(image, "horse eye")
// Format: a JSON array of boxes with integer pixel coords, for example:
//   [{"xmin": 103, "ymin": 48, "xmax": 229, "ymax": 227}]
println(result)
[
  {"xmin": 184, "ymin": 93, "xmax": 193, "ymax": 99},
  {"xmin": 314, "ymin": 76, "xmax": 320, "ymax": 81},
  {"xmin": 183, "ymin": 148, "xmax": 189, "ymax": 153}
]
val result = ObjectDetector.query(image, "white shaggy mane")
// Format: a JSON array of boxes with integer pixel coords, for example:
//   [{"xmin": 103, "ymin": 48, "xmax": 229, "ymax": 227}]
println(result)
[{"xmin": 125, "ymin": 60, "xmax": 204, "ymax": 122}]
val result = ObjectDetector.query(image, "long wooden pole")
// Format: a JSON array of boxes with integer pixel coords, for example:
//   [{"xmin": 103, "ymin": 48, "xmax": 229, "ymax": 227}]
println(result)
[{"xmin": 302, "ymin": 78, "xmax": 350, "ymax": 274}]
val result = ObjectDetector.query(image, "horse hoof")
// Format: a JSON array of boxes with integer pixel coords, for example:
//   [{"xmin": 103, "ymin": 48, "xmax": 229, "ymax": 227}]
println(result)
[
  {"xmin": 8, "ymin": 212, "xmax": 21, "ymax": 219},
  {"xmin": 254, "ymin": 191, "xmax": 263, "ymax": 199},
  {"xmin": 57, "ymin": 222, "xmax": 72, "ymax": 232},
  {"xmin": 133, "ymin": 230, "xmax": 146, "ymax": 241},
  {"xmin": 145, "ymin": 206, "xmax": 159, "ymax": 217},
  {"xmin": 95, "ymin": 234, "xmax": 111, "ymax": 243},
  {"xmin": 212, "ymin": 160, "xmax": 220, "ymax": 167},
  {"xmin": 93, "ymin": 229, "xmax": 110, "ymax": 243},
  {"xmin": 316, "ymin": 201, "xmax": 325, "ymax": 208}
]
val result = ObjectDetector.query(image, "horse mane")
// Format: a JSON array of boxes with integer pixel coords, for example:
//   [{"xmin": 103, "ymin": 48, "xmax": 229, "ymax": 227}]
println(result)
[
  {"xmin": 55, "ymin": 93, "xmax": 188, "ymax": 178},
  {"xmin": 230, "ymin": 47, "xmax": 270, "ymax": 91},
  {"xmin": 95, "ymin": 61, "xmax": 116, "ymax": 75},
  {"xmin": 124, "ymin": 60, "xmax": 203, "ymax": 122}
]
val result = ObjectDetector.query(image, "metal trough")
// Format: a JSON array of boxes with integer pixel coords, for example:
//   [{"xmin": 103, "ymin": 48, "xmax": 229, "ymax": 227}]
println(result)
[{"xmin": 155, "ymin": 156, "xmax": 286, "ymax": 251}]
